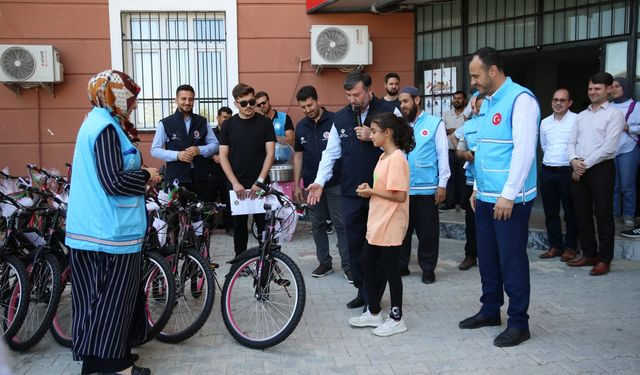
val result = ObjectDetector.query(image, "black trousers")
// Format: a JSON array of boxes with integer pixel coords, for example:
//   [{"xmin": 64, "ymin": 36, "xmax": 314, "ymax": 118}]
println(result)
[
  {"xmin": 461, "ymin": 183, "xmax": 477, "ymax": 257},
  {"xmin": 446, "ymin": 150, "xmax": 465, "ymax": 207},
  {"xmin": 209, "ymin": 176, "xmax": 233, "ymax": 229},
  {"xmin": 362, "ymin": 243, "xmax": 402, "ymax": 318},
  {"xmin": 540, "ymin": 165, "xmax": 578, "ymax": 250},
  {"xmin": 232, "ymin": 214, "xmax": 265, "ymax": 255},
  {"xmin": 570, "ymin": 159, "xmax": 616, "ymax": 263},
  {"xmin": 399, "ymin": 195, "xmax": 439, "ymax": 272}
]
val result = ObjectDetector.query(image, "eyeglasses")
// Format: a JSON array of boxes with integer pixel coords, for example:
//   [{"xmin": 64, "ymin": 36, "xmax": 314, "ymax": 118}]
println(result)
[
  {"xmin": 255, "ymin": 101, "xmax": 268, "ymax": 107},
  {"xmin": 552, "ymin": 98, "xmax": 569, "ymax": 103},
  {"xmin": 237, "ymin": 98, "xmax": 256, "ymax": 107}
]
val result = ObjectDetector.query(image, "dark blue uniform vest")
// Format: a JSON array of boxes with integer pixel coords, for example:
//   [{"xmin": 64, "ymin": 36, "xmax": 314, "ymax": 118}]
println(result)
[
  {"xmin": 333, "ymin": 96, "xmax": 397, "ymax": 197},
  {"xmin": 161, "ymin": 109, "xmax": 213, "ymax": 184}
]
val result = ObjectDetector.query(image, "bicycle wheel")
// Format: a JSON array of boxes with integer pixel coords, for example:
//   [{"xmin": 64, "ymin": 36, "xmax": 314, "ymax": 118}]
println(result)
[
  {"xmin": 157, "ymin": 247, "xmax": 214, "ymax": 343},
  {"xmin": 221, "ymin": 251, "xmax": 306, "ymax": 349},
  {"xmin": 8, "ymin": 252, "xmax": 61, "ymax": 351},
  {"xmin": 49, "ymin": 266, "xmax": 72, "ymax": 348},
  {"xmin": 1, "ymin": 255, "xmax": 29, "ymax": 340},
  {"xmin": 138, "ymin": 250, "xmax": 175, "ymax": 345}
]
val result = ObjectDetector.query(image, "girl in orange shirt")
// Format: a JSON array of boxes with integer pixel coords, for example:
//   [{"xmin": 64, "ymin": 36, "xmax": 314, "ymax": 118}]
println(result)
[{"xmin": 350, "ymin": 112, "xmax": 415, "ymax": 337}]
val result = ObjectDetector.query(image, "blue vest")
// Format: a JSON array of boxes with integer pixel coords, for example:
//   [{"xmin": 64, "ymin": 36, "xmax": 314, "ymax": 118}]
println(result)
[
  {"xmin": 65, "ymin": 107, "xmax": 146, "ymax": 254},
  {"xmin": 333, "ymin": 97, "xmax": 397, "ymax": 197},
  {"xmin": 408, "ymin": 112, "xmax": 442, "ymax": 195},
  {"xmin": 272, "ymin": 111, "xmax": 287, "ymax": 137},
  {"xmin": 461, "ymin": 115, "xmax": 482, "ymax": 185},
  {"xmin": 161, "ymin": 110, "xmax": 212, "ymax": 184},
  {"xmin": 475, "ymin": 77, "xmax": 539, "ymax": 203}
]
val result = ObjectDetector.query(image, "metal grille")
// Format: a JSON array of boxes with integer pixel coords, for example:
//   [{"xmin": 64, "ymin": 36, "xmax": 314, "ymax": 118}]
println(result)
[
  {"xmin": 121, "ymin": 12, "xmax": 228, "ymax": 130},
  {"xmin": 467, "ymin": 0, "xmax": 538, "ymax": 53}
]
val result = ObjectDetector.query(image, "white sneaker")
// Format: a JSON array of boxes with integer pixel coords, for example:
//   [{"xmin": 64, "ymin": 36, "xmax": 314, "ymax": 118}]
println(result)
[
  {"xmin": 348, "ymin": 309, "xmax": 383, "ymax": 328},
  {"xmin": 372, "ymin": 318, "xmax": 407, "ymax": 337}
]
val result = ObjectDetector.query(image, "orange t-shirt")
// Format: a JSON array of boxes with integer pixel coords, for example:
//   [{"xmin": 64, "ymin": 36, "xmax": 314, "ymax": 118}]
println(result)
[{"xmin": 366, "ymin": 149, "xmax": 410, "ymax": 246}]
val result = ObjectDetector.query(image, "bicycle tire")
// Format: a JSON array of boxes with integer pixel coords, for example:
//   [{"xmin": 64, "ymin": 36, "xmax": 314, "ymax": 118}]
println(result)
[
  {"xmin": 1, "ymin": 255, "xmax": 30, "ymax": 340},
  {"xmin": 8, "ymin": 252, "xmax": 61, "ymax": 351},
  {"xmin": 157, "ymin": 247, "xmax": 214, "ymax": 343},
  {"xmin": 49, "ymin": 266, "xmax": 71, "ymax": 348},
  {"xmin": 136, "ymin": 250, "xmax": 175, "ymax": 345},
  {"xmin": 221, "ymin": 251, "xmax": 306, "ymax": 349}
]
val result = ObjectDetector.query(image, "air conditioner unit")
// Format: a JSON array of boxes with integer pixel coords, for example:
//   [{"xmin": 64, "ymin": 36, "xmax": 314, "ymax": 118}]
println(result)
[
  {"xmin": 311, "ymin": 25, "xmax": 372, "ymax": 66},
  {"xmin": 0, "ymin": 45, "xmax": 64, "ymax": 83}
]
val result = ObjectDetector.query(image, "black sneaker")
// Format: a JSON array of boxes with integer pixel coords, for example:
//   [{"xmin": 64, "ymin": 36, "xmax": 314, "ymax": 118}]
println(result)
[
  {"xmin": 621, "ymin": 226, "xmax": 640, "ymax": 239},
  {"xmin": 326, "ymin": 220, "xmax": 334, "ymax": 234},
  {"xmin": 344, "ymin": 270, "xmax": 353, "ymax": 284},
  {"xmin": 311, "ymin": 264, "xmax": 333, "ymax": 278}
]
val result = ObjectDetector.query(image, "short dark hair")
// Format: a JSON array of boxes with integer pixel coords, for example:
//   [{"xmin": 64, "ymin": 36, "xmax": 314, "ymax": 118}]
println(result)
[
  {"xmin": 344, "ymin": 69, "xmax": 372, "ymax": 91},
  {"xmin": 472, "ymin": 47, "xmax": 504, "ymax": 72},
  {"xmin": 453, "ymin": 90, "xmax": 467, "ymax": 99},
  {"xmin": 589, "ymin": 72, "xmax": 614, "ymax": 86},
  {"xmin": 232, "ymin": 83, "xmax": 255, "ymax": 99},
  {"xmin": 554, "ymin": 88, "xmax": 572, "ymax": 100},
  {"xmin": 384, "ymin": 72, "xmax": 400, "ymax": 83},
  {"xmin": 176, "ymin": 84, "xmax": 195, "ymax": 96},
  {"xmin": 218, "ymin": 106, "xmax": 232, "ymax": 116},
  {"xmin": 255, "ymin": 91, "xmax": 269, "ymax": 101},
  {"xmin": 296, "ymin": 85, "xmax": 318, "ymax": 102}
]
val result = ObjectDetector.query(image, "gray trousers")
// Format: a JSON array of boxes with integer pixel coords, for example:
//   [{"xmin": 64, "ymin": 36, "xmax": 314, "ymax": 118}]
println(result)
[{"xmin": 309, "ymin": 184, "xmax": 350, "ymax": 271}]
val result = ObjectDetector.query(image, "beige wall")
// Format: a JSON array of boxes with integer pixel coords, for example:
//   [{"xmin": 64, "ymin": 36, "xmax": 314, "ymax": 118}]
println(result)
[{"xmin": 0, "ymin": 0, "xmax": 414, "ymax": 172}]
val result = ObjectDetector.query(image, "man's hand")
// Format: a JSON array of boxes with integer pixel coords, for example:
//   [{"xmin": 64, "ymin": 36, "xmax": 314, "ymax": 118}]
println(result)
[
  {"xmin": 144, "ymin": 167, "xmax": 162, "ymax": 186},
  {"xmin": 572, "ymin": 171, "xmax": 582, "ymax": 182},
  {"xmin": 493, "ymin": 196, "xmax": 514, "ymax": 221},
  {"xmin": 294, "ymin": 185, "xmax": 305, "ymax": 203},
  {"xmin": 434, "ymin": 187, "xmax": 446, "ymax": 204},
  {"xmin": 177, "ymin": 150, "xmax": 194, "ymax": 163},
  {"xmin": 355, "ymin": 125, "xmax": 371, "ymax": 142},
  {"xmin": 570, "ymin": 158, "xmax": 586, "ymax": 176},
  {"xmin": 463, "ymin": 151, "xmax": 475, "ymax": 162},
  {"xmin": 213, "ymin": 155, "xmax": 221, "ymax": 164},
  {"xmin": 355, "ymin": 182, "xmax": 372, "ymax": 198},
  {"xmin": 185, "ymin": 146, "xmax": 200, "ymax": 156},
  {"xmin": 470, "ymin": 190, "xmax": 477, "ymax": 212},
  {"xmin": 232, "ymin": 182, "xmax": 246, "ymax": 200},
  {"xmin": 249, "ymin": 184, "xmax": 261, "ymax": 199},
  {"xmin": 446, "ymin": 128, "xmax": 456, "ymax": 135},
  {"xmin": 305, "ymin": 183, "xmax": 324, "ymax": 205}
]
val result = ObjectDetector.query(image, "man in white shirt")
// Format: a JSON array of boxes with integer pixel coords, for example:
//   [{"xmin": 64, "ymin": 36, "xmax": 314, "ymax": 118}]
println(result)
[
  {"xmin": 566, "ymin": 72, "xmax": 625, "ymax": 276},
  {"xmin": 538, "ymin": 89, "xmax": 578, "ymax": 262},
  {"xmin": 458, "ymin": 47, "xmax": 539, "ymax": 348}
]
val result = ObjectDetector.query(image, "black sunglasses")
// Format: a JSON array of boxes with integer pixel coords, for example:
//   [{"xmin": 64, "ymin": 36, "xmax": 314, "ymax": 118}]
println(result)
[
  {"xmin": 237, "ymin": 98, "xmax": 256, "ymax": 108},
  {"xmin": 256, "ymin": 101, "xmax": 268, "ymax": 107}
]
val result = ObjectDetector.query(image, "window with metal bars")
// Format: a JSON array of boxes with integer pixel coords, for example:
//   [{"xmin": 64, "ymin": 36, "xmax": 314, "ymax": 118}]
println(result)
[{"xmin": 121, "ymin": 12, "xmax": 228, "ymax": 130}]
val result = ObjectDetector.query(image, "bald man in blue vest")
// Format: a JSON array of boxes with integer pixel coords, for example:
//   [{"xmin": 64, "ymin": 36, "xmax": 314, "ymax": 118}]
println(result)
[{"xmin": 458, "ymin": 47, "xmax": 540, "ymax": 348}]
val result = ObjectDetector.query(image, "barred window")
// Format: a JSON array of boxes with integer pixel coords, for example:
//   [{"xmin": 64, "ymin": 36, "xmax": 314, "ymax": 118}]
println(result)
[{"xmin": 121, "ymin": 12, "xmax": 229, "ymax": 130}]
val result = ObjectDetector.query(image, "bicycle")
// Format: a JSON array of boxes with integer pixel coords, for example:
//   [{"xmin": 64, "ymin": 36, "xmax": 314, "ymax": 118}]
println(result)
[{"xmin": 220, "ymin": 181, "xmax": 306, "ymax": 349}]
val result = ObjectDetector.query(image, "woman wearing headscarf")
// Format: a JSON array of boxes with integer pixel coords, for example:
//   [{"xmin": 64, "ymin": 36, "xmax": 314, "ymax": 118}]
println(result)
[
  {"xmin": 65, "ymin": 70, "xmax": 160, "ymax": 375},
  {"xmin": 610, "ymin": 77, "xmax": 640, "ymax": 227}
]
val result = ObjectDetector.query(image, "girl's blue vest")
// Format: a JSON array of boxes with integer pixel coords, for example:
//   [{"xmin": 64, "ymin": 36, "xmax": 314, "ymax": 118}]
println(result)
[
  {"xmin": 65, "ymin": 107, "xmax": 146, "ymax": 254},
  {"xmin": 408, "ymin": 112, "xmax": 442, "ymax": 195},
  {"xmin": 475, "ymin": 77, "xmax": 539, "ymax": 204}
]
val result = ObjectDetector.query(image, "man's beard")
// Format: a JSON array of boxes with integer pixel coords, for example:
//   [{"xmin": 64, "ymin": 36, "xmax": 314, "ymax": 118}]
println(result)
[
  {"xmin": 453, "ymin": 102, "xmax": 465, "ymax": 109},
  {"xmin": 386, "ymin": 87, "xmax": 398, "ymax": 96},
  {"xmin": 404, "ymin": 105, "xmax": 418, "ymax": 123}
]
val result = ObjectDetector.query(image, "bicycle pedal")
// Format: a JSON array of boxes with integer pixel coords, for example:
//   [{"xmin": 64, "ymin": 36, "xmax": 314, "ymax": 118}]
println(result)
[
  {"xmin": 274, "ymin": 278, "xmax": 290, "ymax": 287},
  {"xmin": 208, "ymin": 262, "xmax": 219, "ymax": 270}
]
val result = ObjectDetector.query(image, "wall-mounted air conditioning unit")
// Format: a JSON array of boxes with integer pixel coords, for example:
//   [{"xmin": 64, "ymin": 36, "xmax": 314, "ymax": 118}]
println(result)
[
  {"xmin": 0, "ymin": 45, "xmax": 64, "ymax": 84},
  {"xmin": 310, "ymin": 25, "xmax": 372, "ymax": 66}
]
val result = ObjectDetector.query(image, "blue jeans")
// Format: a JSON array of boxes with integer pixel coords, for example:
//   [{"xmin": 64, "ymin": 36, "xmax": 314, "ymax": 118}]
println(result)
[
  {"xmin": 613, "ymin": 145, "xmax": 640, "ymax": 218},
  {"xmin": 309, "ymin": 184, "xmax": 349, "ymax": 271},
  {"xmin": 475, "ymin": 199, "xmax": 534, "ymax": 330}
]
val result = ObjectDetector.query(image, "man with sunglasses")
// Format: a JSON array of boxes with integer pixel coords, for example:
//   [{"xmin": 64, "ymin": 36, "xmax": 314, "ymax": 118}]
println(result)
[
  {"xmin": 255, "ymin": 91, "xmax": 294, "ymax": 146},
  {"xmin": 151, "ymin": 84, "xmax": 219, "ymax": 200},
  {"xmin": 218, "ymin": 83, "xmax": 276, "ymax": 255}
]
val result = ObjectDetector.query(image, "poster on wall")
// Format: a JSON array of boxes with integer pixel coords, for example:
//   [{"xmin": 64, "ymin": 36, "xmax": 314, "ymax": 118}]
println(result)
[{"xmin": 424, "ymin": 67, "xmax": 457, "ymax": 95}]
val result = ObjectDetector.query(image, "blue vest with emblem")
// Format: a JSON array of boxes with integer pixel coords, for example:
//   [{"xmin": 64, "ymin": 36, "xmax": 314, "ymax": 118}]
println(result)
[
  {"xmin": 475, "ymin": 77, "xmax": 539, "ymax": 203},
  {"xmin": 272, "ymin": 111, "xmax": 287, "ymax": 137},
  {"xmin": 408, "ymin": 112, "xmax": 442, "ymax": 195},
  {"xmin": 65, "ymin": 107, "xmax": 146, "ymax": 254},
  {"xmin": 462, "ymin": 115, "xmax": 481, "ymax": 185}
]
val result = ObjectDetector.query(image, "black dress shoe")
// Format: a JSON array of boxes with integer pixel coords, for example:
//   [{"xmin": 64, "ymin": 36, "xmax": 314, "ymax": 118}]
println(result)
[
  {"xmin": 421, "ymin": 270, "xmax": 435, "ymax": 284},
  {"xmin": 346, "ymin": 296, "xmax": 365, "ymax": 309},
  {"xmin": 458, "ymin": 313, "xmax": 501, "ymax": 329},
  {"xmin": 458, "ymin": 256, "xmax": 477, "ymax": 271},
  {"xmin": 100, "ymin": 365, "xmax": 151, "ymax": 375},
  {"xmin": 493, "ymin": 327, "xmax": 531, "ymax": 347}
]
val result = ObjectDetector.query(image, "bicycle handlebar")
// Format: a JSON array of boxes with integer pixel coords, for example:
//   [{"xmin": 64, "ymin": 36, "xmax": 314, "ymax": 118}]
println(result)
[{"xmin": 19, "ymin": 183, "xmax": 65, "ymax": 206}]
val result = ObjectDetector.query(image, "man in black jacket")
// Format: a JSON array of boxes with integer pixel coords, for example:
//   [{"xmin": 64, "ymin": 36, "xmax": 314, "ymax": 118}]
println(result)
[
  {"xmin": 306, "ymin": 70, "xmax": 400, "ymax": 308},
  {"xmin": 150, "ymin": 84, "xmax": 218, "ymax": 200}
]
